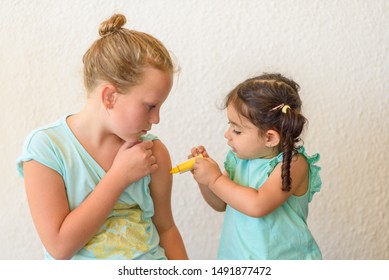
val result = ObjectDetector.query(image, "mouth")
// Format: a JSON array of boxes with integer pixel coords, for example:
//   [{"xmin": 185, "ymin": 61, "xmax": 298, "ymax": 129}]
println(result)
[{"xmin": 227, "ymin": 143, "xmax": 236, "ymax": 153}]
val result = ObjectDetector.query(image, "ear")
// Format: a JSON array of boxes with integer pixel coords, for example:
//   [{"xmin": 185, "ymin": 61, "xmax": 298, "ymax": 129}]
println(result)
[
  {"xmin": 265, "ymin": 129, "xmax": 280, "ymax": 148},
  {"xmin": 101, "ymin": 84, "xmax": 118, "ymax": 109}
]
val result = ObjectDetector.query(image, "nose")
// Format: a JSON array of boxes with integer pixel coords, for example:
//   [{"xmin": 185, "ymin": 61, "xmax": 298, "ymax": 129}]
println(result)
[
  {"xmin": 149, "ymin": 109, "xmax": 160, "ymax": 124},
  {"xmin": 224, "ymin": 128, "xmax": 231, "ymax": 140}
]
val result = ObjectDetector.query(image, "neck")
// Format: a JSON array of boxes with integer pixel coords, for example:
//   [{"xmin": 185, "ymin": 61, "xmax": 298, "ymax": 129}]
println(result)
[{"xmin": 67, "ymin": 98, "xmax": 123, "ymax": 149}]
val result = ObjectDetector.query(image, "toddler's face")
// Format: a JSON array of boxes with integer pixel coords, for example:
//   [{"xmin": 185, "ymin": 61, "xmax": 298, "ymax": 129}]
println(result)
[{"xmin": 224, "ymin": 104, "xmax": 276, "ymax": 159}]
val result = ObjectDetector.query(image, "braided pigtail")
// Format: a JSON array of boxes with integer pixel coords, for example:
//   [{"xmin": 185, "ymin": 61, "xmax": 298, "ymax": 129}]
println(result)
[{"xmin": 280, "ymin": 108, "xmax": 306, "ymax": 191}]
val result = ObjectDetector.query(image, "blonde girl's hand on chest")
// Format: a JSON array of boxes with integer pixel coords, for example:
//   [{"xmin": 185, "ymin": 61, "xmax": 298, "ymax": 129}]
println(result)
[{"xmin": 109, "ymin": 140, "xmax": 158, "ymax": 188}]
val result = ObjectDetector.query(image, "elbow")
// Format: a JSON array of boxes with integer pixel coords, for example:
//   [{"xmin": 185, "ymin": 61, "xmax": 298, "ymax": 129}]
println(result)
[
  {"xmin": 45, "ymin": 244, "xmax": 75, "ymax": 260},
  {"xmin": 211, "ymin": 202, "xmax": 226, "ymax": 212},
  {"xmin": 213, "ymin": 207, "xmax": 226, "ymax": 213},
  {"xmin": 48, "ymin": 250, "xmax": 73, "ymax": 260}
]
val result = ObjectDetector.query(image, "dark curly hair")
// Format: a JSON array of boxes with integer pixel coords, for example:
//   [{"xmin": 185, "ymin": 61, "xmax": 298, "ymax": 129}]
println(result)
[{"xmin": 224, "ymin": 73, "xmax": 307, "ymax": 192}]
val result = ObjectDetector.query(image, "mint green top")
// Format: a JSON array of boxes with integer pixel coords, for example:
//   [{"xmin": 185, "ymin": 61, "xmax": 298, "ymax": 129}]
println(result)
[
  {"xmin": 16, "ymin": 116, "xmax": 166, "ymax": 260},
  {"xmin": 218, "ymin": 147, "xmax": 322, "ymax": 260}
]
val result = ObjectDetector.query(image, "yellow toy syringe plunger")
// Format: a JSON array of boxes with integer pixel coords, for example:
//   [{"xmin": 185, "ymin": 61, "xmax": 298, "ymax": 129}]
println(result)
[{"xmin": 170, "ymin": 155, "xmax": 204, "ymax": 174}]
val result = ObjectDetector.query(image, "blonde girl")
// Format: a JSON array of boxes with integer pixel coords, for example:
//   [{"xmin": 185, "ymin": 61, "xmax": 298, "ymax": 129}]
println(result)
[{"xmin": 17, "ymin": 14, "xmax": 188, "ymax": 260}]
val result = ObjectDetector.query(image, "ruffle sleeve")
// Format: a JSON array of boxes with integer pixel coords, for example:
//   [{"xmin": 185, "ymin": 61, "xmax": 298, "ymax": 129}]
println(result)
[
  {"xmin": 266, "ymin": 146, "xmax": 322, "ymax": 202},
  {"xmin": 224, "ymin": 149, "xmax": 238, "ymax": 180},
  {"xmin": 299, "ymin": 147, "xmax": 322, "ymax": 202},
  {"xmin": 267, "ymin": 152, "xmax": 284, "ymax": 177}
]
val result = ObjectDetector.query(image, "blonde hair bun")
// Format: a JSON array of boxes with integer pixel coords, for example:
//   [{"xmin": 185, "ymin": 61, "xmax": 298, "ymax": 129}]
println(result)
[
  {"xmin": 83, "ymin": 13, "xmax": 174, "ymax": 93},
  {"xmin": 99, "ymin": 14, "xmax": 127, "ymax": 37}
]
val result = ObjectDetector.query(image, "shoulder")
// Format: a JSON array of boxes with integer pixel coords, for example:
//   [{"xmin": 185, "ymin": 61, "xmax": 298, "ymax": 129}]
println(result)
[
  {"xmin": 292, "ymin": 146, "xmax": 321, "ymax": 181},
  {"xmin": 25, "ymin": 117, "xmax": 71, "ymax": 155},
  {"xmin": 16, "ymin": 117, "xmax": 68, "ymax": 177},
  {"xmin": 151, "ymin": 139, "xmax": 170, "ymax": 163},
  {"xmin": 150, "ymin": 139, "xmax": 172, "ymax": 182},
  {"xmin": 289, "ymin": 151, "xmax": 309, "ymax": 196},
  {"xmin": 25, "ymin": 117, "xmax": 67, "ymax": 146},
  {"xmin": 291, "ymin": 152, "xmax": 309, "ymax": 170},
  {"xmin": 149, "ymin": 140, "xmax": 172, "ymax": 202},
  {"xmin": 296, "ymin": 146, "xmax": 322, "ymax": 200}
]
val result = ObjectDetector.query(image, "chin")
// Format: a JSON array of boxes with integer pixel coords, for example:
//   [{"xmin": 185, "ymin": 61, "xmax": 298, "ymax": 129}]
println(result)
[
  {"xmin": 235, "ymin": 154, "xmax": 246, "ymax": 159},
  {"xmin": 234, "ymin": 152, "xmax": 251, "ymax": 160}
]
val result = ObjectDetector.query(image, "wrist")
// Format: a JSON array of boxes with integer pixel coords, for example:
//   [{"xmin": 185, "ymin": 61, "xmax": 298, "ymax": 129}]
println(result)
[
  {"xmin": 209, "ymin": 173, "xmax": 223, "ymax": 190},
  {"xmin": 105, "ymin": 169, "xmax": 133, "ymax": 190}
]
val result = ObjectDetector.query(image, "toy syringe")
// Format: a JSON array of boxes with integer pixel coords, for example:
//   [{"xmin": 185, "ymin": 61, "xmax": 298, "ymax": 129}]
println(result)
[{"xmin": 170, "ymin": 154, "xmax": 203, "ymax": 174}]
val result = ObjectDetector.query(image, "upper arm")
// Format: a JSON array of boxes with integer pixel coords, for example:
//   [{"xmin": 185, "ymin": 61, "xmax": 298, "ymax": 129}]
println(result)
[
  {"xmin": 23, "ymin": 160, "xmax": 70, "ymax": 250},
  {"xmin": 149, "ymin": 140, "xmax": 174, "ymax": 232}
]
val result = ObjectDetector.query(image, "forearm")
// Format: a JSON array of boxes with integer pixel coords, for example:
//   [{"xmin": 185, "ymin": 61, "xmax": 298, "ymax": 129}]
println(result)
[
  {"xmin": 209, "ymin": 175, "xmax": 261, "ymax": 217},
  {"xmin": 199, "ymin": 183, "xmax": 226, "ymax": 211},
  {"xmin": 50, "ymin": 171, "xmax": 129, "ymax": 259},
  {"xmin": 159, "ymin": 225, "xmax": 188, "ymax": 260}
]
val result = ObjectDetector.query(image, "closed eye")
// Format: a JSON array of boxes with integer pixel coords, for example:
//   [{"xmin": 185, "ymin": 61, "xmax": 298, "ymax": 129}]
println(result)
[
  {"xmin": 228, "ymin": 121, "xmax": 242, "ymax": 135},
  {"xmin": 147, "ymin": 104, "xmax": 156, "ymax": 111}
]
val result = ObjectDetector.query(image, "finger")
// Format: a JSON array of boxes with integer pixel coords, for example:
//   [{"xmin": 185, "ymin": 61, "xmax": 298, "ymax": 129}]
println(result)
[
  {"xmin": 146, "ymin": 149, "xmax": 153, "ymax": 157},
  {"xmin": 141, "ymin": 140, "xmax": 154, "ymax": 149},
  {"xmin": 150, "ymin": 163, "xmax": 159, "ymax": 173},
  {"xmin": 196, "ymin": 146, "xmax": 209, "ymax": 157},
  {"xmin": 190, "ymin": 147, "xmax": 199, "ymax": 156},
  {"xmin": 149, "ymin": 155, "xmax": 157, "ymax": 164},
  {"xmin": 197, "ymin": 145, "xmax": 206, "ymax": 153}
]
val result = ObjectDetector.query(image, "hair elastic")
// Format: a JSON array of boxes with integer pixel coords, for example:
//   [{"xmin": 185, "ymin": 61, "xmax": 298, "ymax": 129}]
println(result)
[
  {"xmin": 270, "ymin": 103, "xmax": 291, "ymax": 114},
  {"xmin": 282, "ymin": 105, "xmax": 291, "ymax": 113}
]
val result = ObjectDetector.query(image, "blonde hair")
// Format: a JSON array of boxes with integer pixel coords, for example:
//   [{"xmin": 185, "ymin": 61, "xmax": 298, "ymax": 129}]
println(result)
[{"xmin": 82, "ymin": 14, "xmax": 175, "ymax": 94}]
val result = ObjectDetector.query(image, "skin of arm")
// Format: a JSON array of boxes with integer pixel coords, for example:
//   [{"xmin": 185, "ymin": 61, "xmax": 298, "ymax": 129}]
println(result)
[
  {"xmin": 193, "ymin": 153, "xmax": 309, "ymax": 218},
  {"xmin": 23, "ymin": 140, "xmax": 158, "ymax": 259},
  {"xmin": 198, "ymin": 178, "xmax": 227, "ymax": 212},
  {"xmin": 189, "ymin": 146, "xmax": 226, "ymax": 212},
  {"xmin": 150, "ymin": 140, "xmax": 188, "ymax": 260}
]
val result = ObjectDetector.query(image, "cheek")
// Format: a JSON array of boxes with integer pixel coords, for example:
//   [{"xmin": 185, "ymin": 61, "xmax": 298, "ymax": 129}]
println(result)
[
  {"xmin": 123, "ymin": 105, "xmax": 144, "ymax": 120},
  {"xmin": 114, "ymin": 106, "xmax": 144, "ymax": 129}
]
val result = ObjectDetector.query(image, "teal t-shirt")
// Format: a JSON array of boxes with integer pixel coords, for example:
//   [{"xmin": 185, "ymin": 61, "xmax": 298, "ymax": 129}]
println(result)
[
  {"xmin": 16, "ymin": 115, "xmax": 166, "ymax": 260},
  {"xmin": 218, "ymin": 147, "xmax": 322, "ymax": 260}
]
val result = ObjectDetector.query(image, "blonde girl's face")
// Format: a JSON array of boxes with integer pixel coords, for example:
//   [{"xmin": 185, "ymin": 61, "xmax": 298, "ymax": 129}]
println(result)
[
  {"xmin": 105, "ymin": 67, "xmax": 173, "ymax": 143},
  {"xmin": 224, "ymin": 104, "xmax": 278, "ymax": 159}
]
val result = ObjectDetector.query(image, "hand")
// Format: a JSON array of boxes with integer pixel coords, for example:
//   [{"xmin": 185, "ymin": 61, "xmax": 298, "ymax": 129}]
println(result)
[
  {"xmin": 189, "ymin": 145, "xmax": 209, "ymax": 159},
  {"xmin": 109, "ymin": 140, "xmax": 158, "ymax": 188},
  {"xmin": 188, "ymin": 145, "xmax": 209, "ymax": 178},
  {"xmin": 192, "ymin": 156, "xmax": 222, "ymax": 188}
]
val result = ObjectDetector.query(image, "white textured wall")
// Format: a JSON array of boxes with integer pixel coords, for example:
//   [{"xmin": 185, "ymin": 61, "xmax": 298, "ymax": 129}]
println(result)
[{"xmin": 1, "ymin": 0, "xmax": 388, "ymax": 260}]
